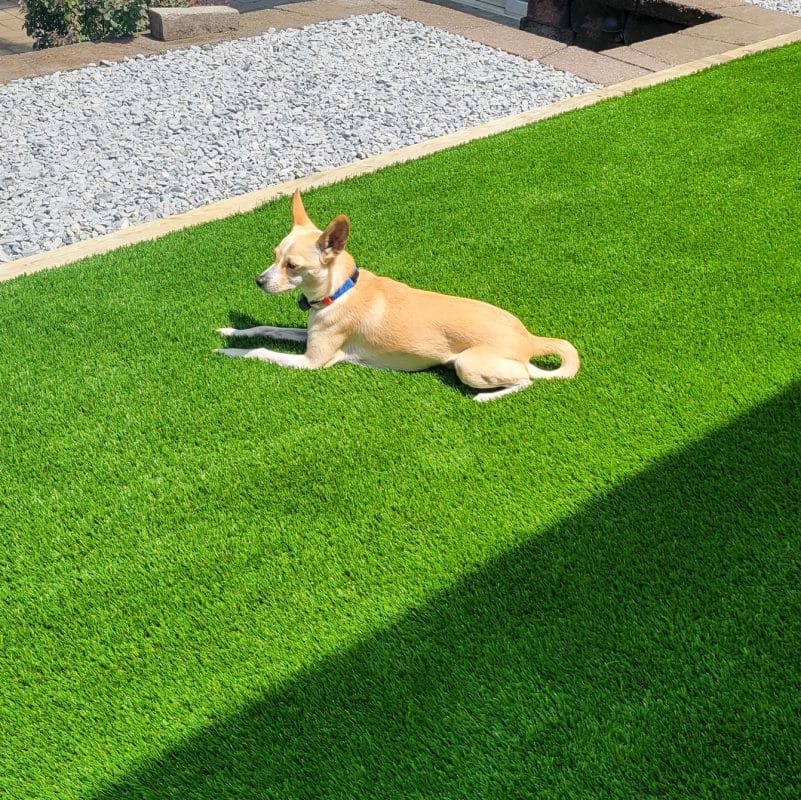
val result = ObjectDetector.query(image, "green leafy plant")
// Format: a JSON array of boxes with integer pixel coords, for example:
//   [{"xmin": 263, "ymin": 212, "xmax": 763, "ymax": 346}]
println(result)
[
  {"xmin": 19, "ymin": 0, "xmax": 81, "ymax": 48},
  {"xmin": 81, "ymin": 0, "xmax": 148, "ymax": 42},
  {"xmin": 19, "ymin": 0, "xmax": 148, "ymax": 48}
]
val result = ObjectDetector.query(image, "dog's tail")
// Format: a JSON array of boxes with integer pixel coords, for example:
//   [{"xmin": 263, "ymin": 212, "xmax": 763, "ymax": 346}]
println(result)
[{"xmin": 527, "ymin": 335, "xmax": 580, "ymax": 379}]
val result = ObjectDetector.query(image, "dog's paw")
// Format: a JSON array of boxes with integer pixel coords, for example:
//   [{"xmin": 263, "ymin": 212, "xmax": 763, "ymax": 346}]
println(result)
[
  {"xmin": 216, "ymin": 327, "xmax": 236, "ymax": 336},
  {"xmin": 214, "ymin": 348, "xmax": 249, "ymax": 358}
]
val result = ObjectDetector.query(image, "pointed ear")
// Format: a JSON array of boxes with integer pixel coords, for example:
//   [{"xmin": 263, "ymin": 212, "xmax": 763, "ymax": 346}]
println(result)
[
  {"xmin": 291, "ymin": 190, "xmax": 312, "ymax": 227},
  {"xmin": 316, "ymin": 215, "xmax": 350, "ymax": 264}
]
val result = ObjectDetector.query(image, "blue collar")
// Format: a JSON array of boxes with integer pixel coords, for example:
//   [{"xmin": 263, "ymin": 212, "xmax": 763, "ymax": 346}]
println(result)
[{"xmin": 298, "ymin": 268, "xmax": 359, "ymax": 312}]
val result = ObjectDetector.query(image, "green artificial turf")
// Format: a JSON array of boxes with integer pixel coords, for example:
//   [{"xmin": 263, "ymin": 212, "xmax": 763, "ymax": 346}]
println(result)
[{"xmin": 2, "ymin": 43, "xmax": 801, "ymax": 800}]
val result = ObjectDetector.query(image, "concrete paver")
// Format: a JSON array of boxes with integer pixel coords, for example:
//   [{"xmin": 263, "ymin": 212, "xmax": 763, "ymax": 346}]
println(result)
[
  {"xmin": 629, "ymin": 29, "xmax": 734, "ymax": 64},
  {"xmin": 269, "ymin": 0, "xmax": 373, "ymax": 25},
  {"xmin": 540, "ymin": 46, "xmax": 652, "ymax": 84},
  {"xmin": 399, "ymin": 4, "xmax": 568, "ymax": 57},
  {"xmin": 683, "ymin": 16, "xmax": 779, "ymax": 44},
  {"xmin": 686, "ymin": 0, "xmax": 745, "ymax": 9},
  {"xmin": 600, "ymin": 45, "xmax": 673, "ymax": 71},
  {"xmin": 715, "ymin": 4, "xmax": 801, "ymax": 32},
  {"xmin": 394, "ymin": 1, "xmax": 502, "ymax": 35},
  {"xmin": 0, "ymin": 4, "xmax": 32, "ymax": 56},
  {"xmin": 458, "ymin": 23, "xmax": 568, "ymax": 59}
]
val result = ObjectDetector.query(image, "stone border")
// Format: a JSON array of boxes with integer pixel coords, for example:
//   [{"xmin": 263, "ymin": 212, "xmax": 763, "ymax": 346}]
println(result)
[{"xmin": 148, "ymin": 6, "xmax": 240, "ymax": 42}]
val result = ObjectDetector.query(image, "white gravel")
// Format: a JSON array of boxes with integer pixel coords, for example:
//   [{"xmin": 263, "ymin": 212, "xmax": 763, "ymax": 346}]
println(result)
[
  {"xmin": 746, "ymin": 0, "xmax": 801, "ymax": 15},
  {"xmin": 0, "ymin": 13, "xmax": 597, "ymax": 264}
]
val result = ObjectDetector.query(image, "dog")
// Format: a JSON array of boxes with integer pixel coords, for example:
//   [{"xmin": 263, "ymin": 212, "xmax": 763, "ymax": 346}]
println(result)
[{"xmin": 215, "ymin": 191, "xmax": 579, "ymax": 402}]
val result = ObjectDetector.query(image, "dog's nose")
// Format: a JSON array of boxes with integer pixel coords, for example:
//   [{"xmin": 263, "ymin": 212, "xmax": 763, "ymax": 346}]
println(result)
[{"xmin": 256, "ymin": 273, "xmax": 267, "ymax": 287}]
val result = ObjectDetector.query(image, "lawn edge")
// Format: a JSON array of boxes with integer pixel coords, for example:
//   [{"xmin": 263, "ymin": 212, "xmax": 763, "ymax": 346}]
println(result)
[{"xmin": 3, "ymin": 28, "xmax": 800, "ymax": 284}]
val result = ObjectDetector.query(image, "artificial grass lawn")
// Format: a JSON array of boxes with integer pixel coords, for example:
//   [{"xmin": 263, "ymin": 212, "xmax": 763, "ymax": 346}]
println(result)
[{"xmin": 2, "ymin": 42, "xmax": 801, "ymax": 799}]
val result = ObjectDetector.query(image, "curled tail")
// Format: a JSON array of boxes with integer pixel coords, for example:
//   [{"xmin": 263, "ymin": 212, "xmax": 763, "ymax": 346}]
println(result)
[{"xmin": 528, "ymin": 336, "xmax": 580, "ymax": 380}]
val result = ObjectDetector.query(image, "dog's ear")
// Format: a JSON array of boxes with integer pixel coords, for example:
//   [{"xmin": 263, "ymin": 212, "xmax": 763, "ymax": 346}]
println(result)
[
  {"xmin": 317, "ymin": 215, "xmax": 350, "ymax": 264},
  {"xmin": 292, "ymin": 190, "xmax": 313, "ymax": 227}
]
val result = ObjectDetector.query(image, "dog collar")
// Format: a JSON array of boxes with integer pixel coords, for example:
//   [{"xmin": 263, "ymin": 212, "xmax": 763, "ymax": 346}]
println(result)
[{"xmin": 298, "ymin": 268, "xmax": 359, "ymax": 312}]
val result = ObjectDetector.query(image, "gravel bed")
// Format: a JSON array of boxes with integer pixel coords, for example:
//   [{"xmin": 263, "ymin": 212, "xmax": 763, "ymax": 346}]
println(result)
[
  {"xmin": 0, "ymin": 13, "xmax": 597, "ymax": 264},
  {"xmin": 746, "ymin": 0, "xmax": 801, "ymax": 15}
]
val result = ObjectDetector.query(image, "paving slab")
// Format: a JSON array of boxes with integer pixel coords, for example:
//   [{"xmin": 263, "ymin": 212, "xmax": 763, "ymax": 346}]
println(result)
[
  {"xmin": 636, "ymin": 0, "xmax": 718, "ymax": 25},
  {"xmin": 686, "ymin": 0, "xmax": 745, "ymax": 9},
  {"xmin": 683, "ymin": 16, "xmax": 777, "ymax": 43},
  {"xmin": 394, "ymin": 1, "xmax": 494, "ymax": 30},
  {"xmin": 0, "ymin": 42, "xmax": 29, "ymax": 55},
  {"xmin": 629, "ymin": 29, "xmax": 734, "ymax": 63},
  {"xmin": 448, "ymin": 21, "xmax": 569, "ymax": 58},
  {"xmin": 399, "ymin": 6, "xmax": 567, "ymax": 58},
  {"xmin": 270, "ymin": 0, "xmax": 370, "ymax": 25},
  {"xmin": 540, "ymin": 46, "xmax": 652, "ymax": 83},
  {"xmin": 601, "ymin": 45, "xmax": 673, "ymax": 70},
  {"xmin": 715, "ymin": 4, "xmax": 801, "ymax": 31},
  {"xmin": 362, "ymin": 0, "xmax": 425, "ymax": 11},
  {"xmin": 0, "ymin": 8, "xmax": 22, "ymax": 24},
  {"xmin": 0, "ymin": 5, "xmax": 32, "ymax": 56}
]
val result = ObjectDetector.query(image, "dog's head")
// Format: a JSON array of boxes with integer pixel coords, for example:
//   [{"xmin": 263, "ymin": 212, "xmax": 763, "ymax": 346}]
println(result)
[{"xmin": 256, "ymin": 191, "xmax": 351, "ymax": 295}]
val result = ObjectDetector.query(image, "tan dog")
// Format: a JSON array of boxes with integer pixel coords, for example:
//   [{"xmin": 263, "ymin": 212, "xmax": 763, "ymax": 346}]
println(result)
[{"xmin": 216, "ymin": 191, "xmax": 579, "ymax": 402}]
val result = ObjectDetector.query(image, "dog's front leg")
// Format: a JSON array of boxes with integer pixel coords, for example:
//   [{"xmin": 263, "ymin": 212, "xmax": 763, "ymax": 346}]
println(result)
[
  {"xmin": 214, "ymin": 347, "xmax": 315, "ymax": 369},
  {"xmin": 215, "ymin": 335, "xmax": 344, "ymax": 370},
  {"xmin": 216, "ymin": 326, "xmax": 307, "ymax": 343}
]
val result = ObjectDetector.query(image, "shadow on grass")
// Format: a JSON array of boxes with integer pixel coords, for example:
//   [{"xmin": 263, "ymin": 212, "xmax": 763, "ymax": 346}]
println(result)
[
  {"xmin": 225, "ymin": 311, "xmax": 265, "ymax": 330},
  {"xmin": 96, "ymin": 383, "xmax": 801, "ymax": 798},
  {"xmin": 219, "ymin": 311, "xmax": 307, "ymax": 354},
  {"xmin": 429, "ymin": 364, "xmax": 475, "ymax": 397}
]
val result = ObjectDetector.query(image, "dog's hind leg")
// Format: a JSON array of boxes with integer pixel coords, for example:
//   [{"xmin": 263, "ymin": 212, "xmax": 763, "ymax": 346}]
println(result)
[
  {"xmin": 453, "ymin": 347, "xmax": 532, "ymax": 403},
  {"xmin": 216, "ymin": 326, "xmax": 307, "ymax": 343}
]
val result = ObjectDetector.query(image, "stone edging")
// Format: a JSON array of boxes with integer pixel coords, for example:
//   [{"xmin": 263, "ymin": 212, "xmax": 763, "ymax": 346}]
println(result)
[{"xmin": 3, "ymin": 26, "xmax": 801, "ymax": 283}]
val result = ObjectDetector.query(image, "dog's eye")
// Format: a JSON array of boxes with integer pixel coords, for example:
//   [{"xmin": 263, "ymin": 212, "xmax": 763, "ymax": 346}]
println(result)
[{"xmin": 286, "ymin": 261, "xmax": 297, "ymax": 270}]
